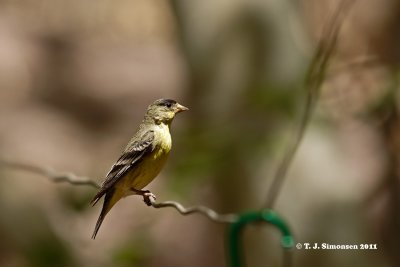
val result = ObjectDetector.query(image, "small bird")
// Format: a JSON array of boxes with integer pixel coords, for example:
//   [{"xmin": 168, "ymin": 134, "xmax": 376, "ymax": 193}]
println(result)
[{"xmin": 91, "ymin": 98, "xmax": 188, "ymax": 239}]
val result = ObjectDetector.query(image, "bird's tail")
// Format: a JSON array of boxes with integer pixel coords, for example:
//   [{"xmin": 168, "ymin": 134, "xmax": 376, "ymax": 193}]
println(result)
[{"xmin": 92, "ymin": 188, "xmax": 119, "ymax": 239}]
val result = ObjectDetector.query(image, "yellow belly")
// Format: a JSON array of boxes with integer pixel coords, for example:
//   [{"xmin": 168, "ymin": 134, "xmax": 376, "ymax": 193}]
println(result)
[{"xmin": 116, "ymin": 145, "xmax": 170, "ymax": 195}]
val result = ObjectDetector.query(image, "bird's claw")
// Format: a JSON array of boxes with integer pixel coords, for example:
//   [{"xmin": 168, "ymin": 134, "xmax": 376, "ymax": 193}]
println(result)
[{"xmin": 143, "ymin": 192, "xmax": 156, "ymax": 206}]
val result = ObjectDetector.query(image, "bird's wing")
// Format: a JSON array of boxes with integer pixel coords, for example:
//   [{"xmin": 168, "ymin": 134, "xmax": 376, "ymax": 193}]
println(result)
[{"xmin": 91, "ymin": 130, "xmax": 155, "ymax": 205}]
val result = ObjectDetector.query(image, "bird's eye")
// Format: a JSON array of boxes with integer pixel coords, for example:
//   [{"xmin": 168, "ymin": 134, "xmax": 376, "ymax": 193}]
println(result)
[{"xmin": 166, "ymin": 103, "xmax": 172, "ymax": 108}]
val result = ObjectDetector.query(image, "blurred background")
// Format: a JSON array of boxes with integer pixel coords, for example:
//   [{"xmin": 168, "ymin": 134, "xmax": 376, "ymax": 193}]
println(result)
[{"xmin": 0, "ymin": 0, "xmax": 398, "ymax": 266}]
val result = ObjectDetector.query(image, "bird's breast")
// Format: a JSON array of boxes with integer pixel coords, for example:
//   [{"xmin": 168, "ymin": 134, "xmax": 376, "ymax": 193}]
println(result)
[{"xmin": 155, "ymin": 123, "xmax": 172, "ymax": 153}]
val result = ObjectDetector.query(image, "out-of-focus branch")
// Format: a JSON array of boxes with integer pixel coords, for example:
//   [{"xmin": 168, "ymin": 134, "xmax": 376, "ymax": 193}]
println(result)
[
  {"xmin": 263, "ymin": 0, "xmax": 355, "ymax": 209},
  {"xmin": 0, "ymin": 158, "xmax": 238, "ymax": 224},
  {"xmin": 0, "ymin": 159, "xmax": 100, "ymax": 188}
]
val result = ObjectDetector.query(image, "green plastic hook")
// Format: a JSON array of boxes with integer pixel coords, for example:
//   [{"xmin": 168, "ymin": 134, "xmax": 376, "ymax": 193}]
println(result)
[{"xmin": 227, "ymin": 210, "xmax": 294, "ymax": 267}]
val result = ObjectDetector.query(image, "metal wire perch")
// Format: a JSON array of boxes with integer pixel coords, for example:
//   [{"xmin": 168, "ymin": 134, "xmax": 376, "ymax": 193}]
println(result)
[{"xmin": 0, "ymin": 158, "xmax": 237, "ymax": 224}]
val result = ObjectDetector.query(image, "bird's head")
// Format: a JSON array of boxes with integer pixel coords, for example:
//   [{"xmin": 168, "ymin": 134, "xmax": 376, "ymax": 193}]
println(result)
[{"xmin": 145, "ymin": 99, "xmax": 188, "ymax": 124}]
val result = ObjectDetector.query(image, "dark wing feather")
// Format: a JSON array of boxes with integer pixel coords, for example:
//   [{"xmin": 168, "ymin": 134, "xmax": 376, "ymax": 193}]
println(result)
[{"xmin": 91, "ymin": 130, "xmax": 155, "ymax": 205}]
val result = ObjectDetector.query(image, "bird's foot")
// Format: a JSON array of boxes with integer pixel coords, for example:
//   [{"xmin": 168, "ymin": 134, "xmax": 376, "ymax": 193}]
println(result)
[
  {"xmin": 143, "ymin": 191, "xmax": 156, "ymax": 206},
  {"xmin": 131, "ymin": 188, "xmax": 156, "ymax": 206}
]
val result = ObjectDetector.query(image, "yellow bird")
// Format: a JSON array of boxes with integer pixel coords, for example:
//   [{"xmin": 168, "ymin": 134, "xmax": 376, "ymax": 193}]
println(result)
[{"xmin": 91, "ymin": 99, "xmax": 188, "ymax": 239}]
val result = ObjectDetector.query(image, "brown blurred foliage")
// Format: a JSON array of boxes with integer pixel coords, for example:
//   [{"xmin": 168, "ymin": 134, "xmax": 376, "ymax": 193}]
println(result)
[{"xmin": 0, "ymin": 0, "xmax": 399, "ymax": 267}]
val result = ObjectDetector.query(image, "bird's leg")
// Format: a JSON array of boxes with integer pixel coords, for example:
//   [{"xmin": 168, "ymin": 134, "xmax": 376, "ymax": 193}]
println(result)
[{"xmin": 131, "ymin": 188, "xmax": 156, "ymax": 206}]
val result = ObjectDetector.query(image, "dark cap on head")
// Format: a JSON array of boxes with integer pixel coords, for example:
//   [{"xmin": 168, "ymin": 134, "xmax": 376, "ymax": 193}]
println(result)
[{"xmin": 153, "ymin": 99, "xmax": 177, "ymax": 108}]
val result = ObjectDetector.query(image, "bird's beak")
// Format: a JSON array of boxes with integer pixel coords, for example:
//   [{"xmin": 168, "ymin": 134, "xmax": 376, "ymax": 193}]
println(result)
[{"xmin": 175, "ymin": 103, "xmax": 189, "ymax": 113}]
